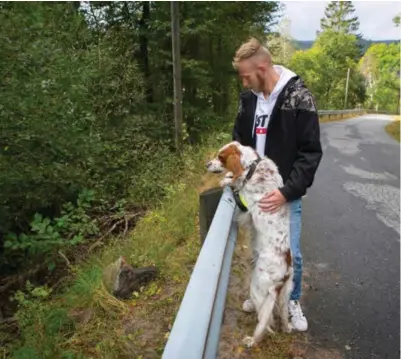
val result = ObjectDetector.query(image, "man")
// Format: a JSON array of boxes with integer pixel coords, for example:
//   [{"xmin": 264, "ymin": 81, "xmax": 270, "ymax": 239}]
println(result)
[{"xmin": 231, "ymin": 37, "xmax": 323, "ymax": 332}]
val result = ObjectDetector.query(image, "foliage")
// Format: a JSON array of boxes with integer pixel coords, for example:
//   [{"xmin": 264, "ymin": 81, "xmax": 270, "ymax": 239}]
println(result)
[
  {"xmin": 393, "ymin": 14, "xmax": 400, "ymax": 27},
  {"xmin": 2, "ymin": 190, "xmax": 97, "ymax": 272},
  {"xmin": 83, "ymin": 1, "xmax": 281, "ymax": 139},
  {"xmin": 290, "ymin": 30, "xmax": 366, "ymax": 109},
  {"xmin": 267, "ymin": 17, "xmax": 296, "ymax": 67},
  {"xmin": 4, "ymin": 128, "xmax": 232, "ymax": 359},
  {"xmin": 0, "ymin": 2, "xmax": 145, "ymax": 234},
  {"xmin": 288, "ymin": 3, "xmax": 398, "ymax": 113},
  {"xmin": 359, "ymin": 43, "xmax": 400, "ymax": 112},
  {"xmin": 385, "ymin": 118, "xmax": 400, "ymax": 142},
  {"xmin": 9, "ymin": 281, "xmax": 78, "ymax": 359},
  {"xmin": 319, "ymin": 1, "xmax": 360, "ymax": 36},
  {"xmin": 0, "ymin": 1, "xmax": 281, "ymax": 272}
]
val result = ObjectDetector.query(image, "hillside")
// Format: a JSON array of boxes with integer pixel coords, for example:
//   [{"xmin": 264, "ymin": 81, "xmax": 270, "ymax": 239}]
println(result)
[{"xmin": 292, "ymin": 38, "xmax": 399, "ymax": 53}]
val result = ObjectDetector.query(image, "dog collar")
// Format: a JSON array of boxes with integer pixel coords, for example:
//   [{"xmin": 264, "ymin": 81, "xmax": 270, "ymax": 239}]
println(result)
[
  {"xmin": 233, "ymin": 156, "xmax": 262, "ymax": 212},
  {"xmin": 233, "ymin": 191, "xmax": 248, "ymax": 211},
  {"xmin": 244, "ymin": 156, "xmax": 262, "ymax": 185}
]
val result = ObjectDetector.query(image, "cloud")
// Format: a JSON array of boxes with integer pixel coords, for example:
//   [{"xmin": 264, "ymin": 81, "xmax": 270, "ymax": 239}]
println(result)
[{"xmin": 280, "ymin": 1, "xmax": 401, "ymax": 41}]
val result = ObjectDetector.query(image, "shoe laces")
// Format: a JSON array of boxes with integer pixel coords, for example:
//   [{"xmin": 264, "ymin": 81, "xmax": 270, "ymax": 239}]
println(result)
[{"xmin": 289, "ymin": 301, "xmax": 304, "ymax": 320}]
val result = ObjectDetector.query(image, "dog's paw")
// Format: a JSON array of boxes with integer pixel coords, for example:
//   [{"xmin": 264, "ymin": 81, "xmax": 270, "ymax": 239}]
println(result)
[
  {"xmin": 282, "ymin": 323, "xmax": 293, "ymax": 334},
  {"xmin": 219, "ymin": 178, "xmax": 233, "ymax": 187},
  {"xmin": 242, "ymin": 336, "xmax": 255, "ymax": 349}
]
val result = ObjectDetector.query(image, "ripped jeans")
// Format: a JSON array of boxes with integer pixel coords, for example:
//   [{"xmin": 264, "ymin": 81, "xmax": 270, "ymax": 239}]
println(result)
[{"xmin": 289, "ymin": 198, "xmax": 303, "ymax": 301}]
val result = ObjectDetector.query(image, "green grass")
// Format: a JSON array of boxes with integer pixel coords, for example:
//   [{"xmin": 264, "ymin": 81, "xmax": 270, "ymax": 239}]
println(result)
[
  {"xmin": 3, "ymin": 129, "xmax": 233, "ymax": 359},
  {"xmin": 3, "ymin": 125, "xmax": 305, "ymax": 359},
  {"xmin": 385, "ymin": 116, "xmax": 400, "ymax": 142}
]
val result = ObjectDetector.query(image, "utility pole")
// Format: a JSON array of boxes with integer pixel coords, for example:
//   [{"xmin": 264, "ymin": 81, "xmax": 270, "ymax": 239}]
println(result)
[
  {"xmin": 344, "ymin": 67, "xmax": 350, "ymax": 109},
  {"xmin": 171, "ymin": 1, "xmax": 183, "ymax": 151}
]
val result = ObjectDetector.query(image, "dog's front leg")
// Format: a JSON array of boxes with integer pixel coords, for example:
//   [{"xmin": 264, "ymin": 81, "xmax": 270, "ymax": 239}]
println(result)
[{"xmin": 220, "ymin": 172, "xmax": 234, "ymax": 187}]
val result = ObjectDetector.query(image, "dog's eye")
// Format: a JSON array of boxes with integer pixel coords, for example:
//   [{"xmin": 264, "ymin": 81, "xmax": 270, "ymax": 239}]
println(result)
[{"xmin": 218, "ymin": 155, "xmax": 225, "ymax": 163}]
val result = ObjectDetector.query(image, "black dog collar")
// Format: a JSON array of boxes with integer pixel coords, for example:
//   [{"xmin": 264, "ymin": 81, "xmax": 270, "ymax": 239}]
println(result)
[{"xmin": 233, "ymin": 156, "xmax": 262, "ymax": 212}]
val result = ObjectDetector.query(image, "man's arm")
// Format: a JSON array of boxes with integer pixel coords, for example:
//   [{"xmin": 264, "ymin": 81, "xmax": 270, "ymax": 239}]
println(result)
[{"xmin": 279, "ymin": 95, "xmax": 323, "ymax": 202}]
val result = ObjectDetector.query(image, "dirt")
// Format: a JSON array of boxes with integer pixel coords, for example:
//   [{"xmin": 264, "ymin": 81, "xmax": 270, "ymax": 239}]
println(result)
[
  {"xmin": 218, "ymin": 228, "xmax": 295, "ymax": 359},
  {"xmin": 216, "ymin": 226, "xmax": 346, "ymax": 359},
  {"xmin": 74, "ymin": 171, "xmax": 343, "ymax": 359}
]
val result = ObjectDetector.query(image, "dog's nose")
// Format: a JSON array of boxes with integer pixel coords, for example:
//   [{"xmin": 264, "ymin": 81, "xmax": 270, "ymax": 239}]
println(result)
[{"xmin": 206, "ymin": 161, "xmax": 211, "ymax": 168}]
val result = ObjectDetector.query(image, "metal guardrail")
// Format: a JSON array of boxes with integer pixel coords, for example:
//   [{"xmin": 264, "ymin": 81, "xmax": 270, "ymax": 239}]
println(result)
[
  {"xmin": 318, "ymin": 109, "xmax": 364, "ymax": 115},
  {"xmin": 162, "ymin": 186, "xmax": 238, "ymax": 359},
  {"xmin": 161, "ymin": 106, "xmax": 390, "ymax": 358},
  {"xmin": 317, "ymin": 108, "xmax": 400, "ymax": 116}
]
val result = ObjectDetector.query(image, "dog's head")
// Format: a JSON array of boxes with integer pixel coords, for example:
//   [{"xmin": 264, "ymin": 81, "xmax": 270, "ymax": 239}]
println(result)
[{"xmin": 206, "ymin": 141, "xmax": 258, "ymax": 180}]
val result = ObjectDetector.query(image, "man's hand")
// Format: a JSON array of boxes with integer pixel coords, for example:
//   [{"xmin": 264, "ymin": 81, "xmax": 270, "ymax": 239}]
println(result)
[{"xmin": 258, "ymin": 189, "xmax": 286, "ymax": 213}]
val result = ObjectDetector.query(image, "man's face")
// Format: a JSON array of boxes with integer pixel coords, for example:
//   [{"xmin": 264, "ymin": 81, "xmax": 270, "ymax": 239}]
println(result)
[{"xmin": 237, "ymin": 59, "xmax": 265, "ymax": 93}]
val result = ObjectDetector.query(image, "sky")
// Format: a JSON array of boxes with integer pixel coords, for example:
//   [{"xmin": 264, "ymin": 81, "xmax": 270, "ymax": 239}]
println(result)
[{"xmin": 280, "ymin": 1, "xmax": 401, "ymax": 41}]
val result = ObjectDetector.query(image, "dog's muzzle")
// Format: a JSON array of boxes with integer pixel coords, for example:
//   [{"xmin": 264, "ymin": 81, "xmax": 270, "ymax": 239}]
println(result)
[{"xmin": 206, "ymin": 161, "xmax": 223, "ymax": 173}]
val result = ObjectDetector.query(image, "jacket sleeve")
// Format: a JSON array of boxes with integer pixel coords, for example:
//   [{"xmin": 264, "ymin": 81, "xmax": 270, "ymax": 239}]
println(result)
[
  {"xmin": 232, "ymin": 95, "xmax": 243, "ymax": 142},
  {"xmin": 279, "ymin": 99, "xmax": 323, "ymax": 202}
]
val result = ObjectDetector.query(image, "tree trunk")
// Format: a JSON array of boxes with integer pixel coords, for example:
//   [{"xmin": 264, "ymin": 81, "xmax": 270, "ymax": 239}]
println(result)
[{"xmin": 139, "ymin": 1, "xmax": 153, "ymax": 103}]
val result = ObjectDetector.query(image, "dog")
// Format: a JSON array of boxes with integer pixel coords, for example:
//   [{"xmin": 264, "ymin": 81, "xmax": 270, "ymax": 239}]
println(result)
[{"xmin": 206, "ymin": 141, "xmax": 293, "ymax": 348}]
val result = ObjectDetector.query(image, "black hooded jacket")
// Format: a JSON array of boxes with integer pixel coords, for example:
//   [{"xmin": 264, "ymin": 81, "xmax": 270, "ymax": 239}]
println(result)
[{"xmin": 232, "ymin": 76, "xmax": 323, "ymax": 201}]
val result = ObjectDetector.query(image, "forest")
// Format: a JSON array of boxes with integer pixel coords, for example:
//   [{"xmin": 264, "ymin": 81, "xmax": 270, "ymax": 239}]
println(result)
[{"xmin": 0, "ymin": 2, "xmax": 399, "ymax": 358}]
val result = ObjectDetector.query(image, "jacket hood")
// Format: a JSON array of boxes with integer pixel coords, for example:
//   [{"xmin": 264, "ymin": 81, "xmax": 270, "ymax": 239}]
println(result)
[{"xmin": 251, "ymin": 65, "xmax": 297, "ymax": 100}]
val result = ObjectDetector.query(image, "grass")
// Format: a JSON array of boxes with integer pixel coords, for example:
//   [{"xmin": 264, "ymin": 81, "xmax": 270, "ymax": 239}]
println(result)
[
  {"xmin": 3, "ymin": 126, "xmax": 309, "ymax": 359},
  {"xmin": 217, "ymin": 227, "xmax": 309, "ymax": 359},
  {"xmin": 385, "ymin": 116, "xmax": 400, "ymax": 142},
  {"xmin": 2, "ymin": 128, "xmax": 234, "ymax": 359}
]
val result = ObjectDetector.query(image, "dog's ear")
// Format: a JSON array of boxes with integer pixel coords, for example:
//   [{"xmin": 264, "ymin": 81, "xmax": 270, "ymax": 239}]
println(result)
[{"xmin": 226, "ymin": 153, "xmax": 243, "ymax": 180}]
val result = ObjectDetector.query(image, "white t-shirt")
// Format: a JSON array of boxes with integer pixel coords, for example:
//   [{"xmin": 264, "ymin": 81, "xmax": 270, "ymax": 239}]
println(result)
[
  {"xmin": 253, "ymin": 97, "xmax": 270, "ymax": 156},
  {"xmin": 252, "ymin": 65, "xmax": 297, "ymax": 157}
]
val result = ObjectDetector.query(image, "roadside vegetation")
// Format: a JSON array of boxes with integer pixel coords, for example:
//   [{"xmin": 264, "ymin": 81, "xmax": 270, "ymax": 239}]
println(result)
[{"xmin": 0, "ymin": 2, "xmax": 399, "ymax": 358}]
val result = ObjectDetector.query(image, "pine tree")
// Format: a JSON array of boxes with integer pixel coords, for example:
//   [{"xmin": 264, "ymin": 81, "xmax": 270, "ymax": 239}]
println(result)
[
  {"xmin": 393, "ymin": 14, "xmax": 400, "ymax": 27},
  {"xmin": 320, "ymin": 1, "xmax": 360, "ymax": 35}
]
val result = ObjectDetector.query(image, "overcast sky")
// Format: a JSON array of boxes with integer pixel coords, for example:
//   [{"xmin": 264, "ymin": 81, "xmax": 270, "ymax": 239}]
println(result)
[{"xmin": 280, "ymin": 1, "xmax": 401, "ymax": 41}]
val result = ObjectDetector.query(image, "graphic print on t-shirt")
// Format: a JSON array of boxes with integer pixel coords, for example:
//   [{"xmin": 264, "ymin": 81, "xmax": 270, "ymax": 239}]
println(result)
[
  {"xmin": 254, "ymin": 100, "xmax": 270, "ymax": 156},
  {"xmin": 255, "ymin": 114, "xmax": 268, "ymax": 135}
]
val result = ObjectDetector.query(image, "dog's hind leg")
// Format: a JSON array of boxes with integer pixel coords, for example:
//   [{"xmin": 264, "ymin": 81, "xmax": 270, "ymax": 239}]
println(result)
[
  {"xmin": 243, "ymin": 288, "xmax": 277, "ymax": 348},
  {"xmin": 277, "ymin": 275, "xmax": 293, "ymax": 333}
]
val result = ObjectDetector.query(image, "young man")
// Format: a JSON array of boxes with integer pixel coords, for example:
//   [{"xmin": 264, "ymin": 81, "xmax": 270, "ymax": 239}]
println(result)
[{"xmin": 231, "ymin": 37, "xmax": 323, "ymax": 332}]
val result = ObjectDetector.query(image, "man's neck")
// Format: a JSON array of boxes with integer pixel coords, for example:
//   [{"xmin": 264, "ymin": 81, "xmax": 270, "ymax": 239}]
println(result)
[{"xmin": 262, "ymin": 67, "xmax": 280, "ymax": 99}]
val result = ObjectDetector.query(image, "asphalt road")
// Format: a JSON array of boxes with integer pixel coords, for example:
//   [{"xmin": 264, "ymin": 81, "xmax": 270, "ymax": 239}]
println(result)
[{"xmin": 301, "ymin": 114, "xmax": 400, "ymax": 359}]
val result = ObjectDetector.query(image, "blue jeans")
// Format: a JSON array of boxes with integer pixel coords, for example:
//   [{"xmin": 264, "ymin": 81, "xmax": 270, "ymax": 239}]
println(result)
[{"xmin": 290, "ymin": 198, "xmax": 303, "ymax": 301}]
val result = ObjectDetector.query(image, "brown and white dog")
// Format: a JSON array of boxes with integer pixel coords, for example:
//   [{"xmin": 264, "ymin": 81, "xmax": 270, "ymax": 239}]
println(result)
[{"xmin": 206, "ymin": 141, "xmax": 293, "ymax": 348}]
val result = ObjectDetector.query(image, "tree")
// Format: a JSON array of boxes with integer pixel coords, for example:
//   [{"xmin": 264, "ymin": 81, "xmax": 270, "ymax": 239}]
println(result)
[
  {"xmin": 320, "ymin": 1, "xmax": 360, "ymax": 35},
  {"xmin": 290, "ymin": 30, "xmax": 366, "ymax": 109},
  {"xmin": 0, "ymin": 1, "xmax": 282, "ymax": 271},
  {"xmin": 266, "ymin": 16, "xmax": 296, "ymax": 66},
  {"xmin": 393, "ymin": 14, "xmax": 400, "ymax": 27},
  {"xmin": 83, "ymin": 1, "xmax": 281, "ymax": 142},
  {"xmin": 359, "ymin": 43, "xmax": 400, "ymax": 112}
]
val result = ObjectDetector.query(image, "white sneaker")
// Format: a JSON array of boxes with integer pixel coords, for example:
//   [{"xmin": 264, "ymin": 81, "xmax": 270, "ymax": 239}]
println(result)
[
  {"xmin": 242, "ymin": 299, "xmax": 255, "ymax": 313},
  {"xmin": 288, "ymin": 300, "xmax": 308, "ymax": 332}
]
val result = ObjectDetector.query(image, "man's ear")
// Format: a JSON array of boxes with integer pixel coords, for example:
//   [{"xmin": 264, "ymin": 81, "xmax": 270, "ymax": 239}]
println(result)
[{"xmin": 226, "ymin": 154, "xmax": 243, "ymax": 180}]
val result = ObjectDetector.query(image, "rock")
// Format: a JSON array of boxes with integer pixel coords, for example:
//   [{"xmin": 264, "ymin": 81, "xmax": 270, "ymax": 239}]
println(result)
[{"xmin": 102, "ymin": 256, "xmax": 158, "ymax": 299}]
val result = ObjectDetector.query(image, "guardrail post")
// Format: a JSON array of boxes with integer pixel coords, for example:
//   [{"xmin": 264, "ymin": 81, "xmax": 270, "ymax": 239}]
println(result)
[{"xmin": 199, "ymin": 187, "xmax": 223, "ymax": 245}]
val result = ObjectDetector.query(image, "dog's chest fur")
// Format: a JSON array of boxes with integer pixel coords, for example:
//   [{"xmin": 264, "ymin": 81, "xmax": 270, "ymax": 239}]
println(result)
[{"xmin": 235, "ymin": 158, "xmax": 291, "ymax": 255}]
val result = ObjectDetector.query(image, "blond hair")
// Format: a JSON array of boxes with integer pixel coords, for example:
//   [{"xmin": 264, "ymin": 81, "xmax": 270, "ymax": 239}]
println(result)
[{"xmin": 232, "ymin": 37, "xmax": 272, "ymax": 70}]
